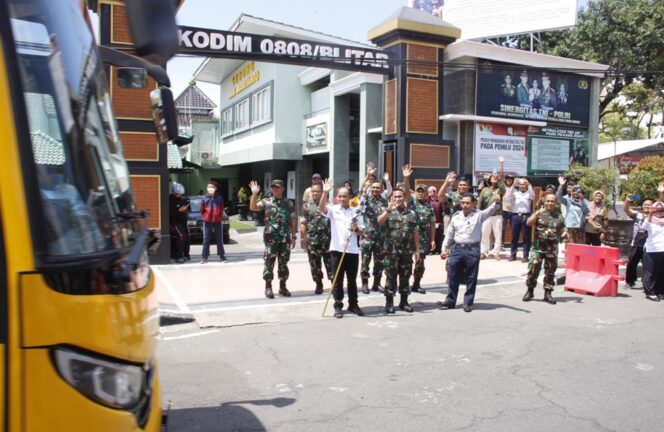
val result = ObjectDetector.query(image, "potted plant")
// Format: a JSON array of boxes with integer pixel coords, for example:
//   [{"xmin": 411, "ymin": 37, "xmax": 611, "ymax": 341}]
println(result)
[{"xmin": 236, "ymin": 186, "xmax": 249, "ymax": 221}]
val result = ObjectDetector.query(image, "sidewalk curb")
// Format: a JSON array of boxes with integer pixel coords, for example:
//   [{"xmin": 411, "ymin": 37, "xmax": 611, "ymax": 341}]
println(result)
[{"xmin": 160, "ymin": 310, "xmax": 196, "ymax": 326}]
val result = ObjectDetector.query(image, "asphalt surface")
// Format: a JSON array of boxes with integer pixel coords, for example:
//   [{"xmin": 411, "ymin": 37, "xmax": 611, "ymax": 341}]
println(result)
[{"xmin": 156, "ymin": 218, "xmax": 662, "ymax": 431}]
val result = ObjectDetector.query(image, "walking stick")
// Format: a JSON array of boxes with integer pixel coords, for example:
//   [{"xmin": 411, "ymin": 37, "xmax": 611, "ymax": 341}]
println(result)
[{"xmin": 321, "ymin": 236, "xmax": 350, "ymax": 317}]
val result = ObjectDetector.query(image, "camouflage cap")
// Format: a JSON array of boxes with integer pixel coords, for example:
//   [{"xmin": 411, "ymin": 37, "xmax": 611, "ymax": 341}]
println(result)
[
  {"xmin": 270, "ymin": 179, "xmax": 285, "ymax": 188},
  {"xmin": 415, "ymin": 184, "xmax": 428, "ymax": 191}
]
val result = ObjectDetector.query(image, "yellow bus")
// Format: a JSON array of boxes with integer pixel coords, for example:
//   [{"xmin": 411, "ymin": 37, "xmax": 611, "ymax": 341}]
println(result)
[{"xmin": 0, "ymin": 0, "xmax": 178, "ymax": 429}]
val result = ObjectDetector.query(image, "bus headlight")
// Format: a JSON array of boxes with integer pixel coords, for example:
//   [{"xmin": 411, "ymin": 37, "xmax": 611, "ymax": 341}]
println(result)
[{"xmin": 52, "ymin": 348, "xmax": 146, "ymax": 410}]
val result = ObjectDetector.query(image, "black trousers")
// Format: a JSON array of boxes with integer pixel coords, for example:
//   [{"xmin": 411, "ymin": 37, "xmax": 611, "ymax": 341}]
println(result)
[
  {"xmin": 202, "ymin": 221, "xmax": 225, "ymax": 258},
  {"xmin": 434, "ymin": 224, "xmax": 444, "ymax": 254},
  {"xmin": 171, "ymin": 221, "xmax": 189, "ymax": 259},
  {"xmin": 643, "ymin": 251, "xmax": 664, "ymax": 297},
  {"xmin": 585, "ymin": 232, "xmax": 602, "ymax": 246},
  {"xmin": 510, "ymin": 213, "xmax": 531, "ymax": 258},
  {"xmin": 330, "ymin": 251, "xmax": 359, "ymax": 309},
  {"xmin": 625, "ymin": 245, "xmax": 644, "ymax": 286}
]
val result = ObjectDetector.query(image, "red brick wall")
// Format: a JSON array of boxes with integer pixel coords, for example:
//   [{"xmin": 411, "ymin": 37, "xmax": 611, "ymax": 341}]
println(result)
[
  {"xmin": 131, "ymin": 175, "xmax": 161, "ymax": 229},
  {"xmin": 410, "ymin": 143, "xmax": 449, "ymax": 168},
  {"xmin": 110, "ymin": 66, "xmax": 155, "ymax": 119},
  {"xmin": 385, "ymin": 79, "xmax": 397, "ymax": 135},
  {"xmin": 111, "ymin": 4, "xmax": 132, "ymax": 44},
  {"xmin": 121, "ymin": 131, "xmax": 158, "ymax": 161},
  {"xmin": 407, "ymin": 78, "xmax": 438, "ymax": 134},
  {"xmin": 407, "ymin": 44, "xmax": 438, "ymax": 76}
]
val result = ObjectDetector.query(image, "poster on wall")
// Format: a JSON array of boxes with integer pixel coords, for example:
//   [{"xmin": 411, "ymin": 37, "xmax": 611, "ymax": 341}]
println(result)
[
  {"xmin": 527, "ymin": 127, "xmax": 589, "ymax": 176},
  {"xmin": 474, "ymin": 123, "xmax": 527, "ymax": 178},
  {"xmin": 477, "ymin": 63, "xmax": 591, "ymax": 127},
  {"xmin": 263, "ymin": 171, "xmax": 272, "ymax": 194},
  {"xmin": 287, "ymin": 171, "xmax": 296, "ymax": 199}
]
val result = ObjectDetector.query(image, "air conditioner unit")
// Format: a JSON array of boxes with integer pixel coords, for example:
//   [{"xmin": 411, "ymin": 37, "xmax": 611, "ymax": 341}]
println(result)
[{"xmin": 201, "ymin": 152, "xmax": 211, "ymax": 160}]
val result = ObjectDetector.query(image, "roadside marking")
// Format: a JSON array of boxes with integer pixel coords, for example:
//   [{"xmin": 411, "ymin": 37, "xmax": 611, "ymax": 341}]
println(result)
[
  {"xmin": 152, "ymin": 267, "xmax": 191, "ymax": 314},
  {"xmin": 160, "ymin": 329, "xmax": 220, "ymax": 341}
]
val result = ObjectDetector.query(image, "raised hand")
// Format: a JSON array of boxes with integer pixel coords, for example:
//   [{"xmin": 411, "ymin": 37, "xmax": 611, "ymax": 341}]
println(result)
[
  {"xmin": 322, "ymin": 178, "xmax": 333, "ymax": 193},
  {"xmin": 402, "ymin": 164, "xmax": 413, "ymax": 178},
  {"xmin": 494, "ymin": 193, "xmax": 502, "ymax": 204},
  {"xmin": 658, "ymin": 182, "xmax": 664, "ymax": 193},
  {"xmin": 249, "ymin": 180, "xmax": 260, "ymax": 195},
  {"xmin": 366, "ymin": 161, "xmax": 376, "ymax": 176},
  {"xmin": 445, "ymin": 171, "xmax": 456, "ymax": 183},
  {"xmin": 383, "ymin": 172, "xmax": 390, "ymax": 182},
  {"xmin": 558, "ymin": 176, "xmax": 567, "ymax": 186},
  {"xmin": 387, "ymin": 196, "xmax": 398, "ymax": 212}
]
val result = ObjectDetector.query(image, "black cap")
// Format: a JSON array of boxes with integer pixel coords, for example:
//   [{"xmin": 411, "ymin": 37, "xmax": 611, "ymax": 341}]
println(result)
[
  {"xmin": 312, "ymin": 173, "xmax": 322, "ymax": 179},
  {"xmin": 270, "ymin": 179, "xmax": 285, "ymax": 188}
]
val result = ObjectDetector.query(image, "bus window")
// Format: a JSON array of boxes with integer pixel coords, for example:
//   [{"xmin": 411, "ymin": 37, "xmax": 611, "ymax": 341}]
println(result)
[{"xmin": 9, "ymin": 0, "xmax": 142, "ymax": 260}]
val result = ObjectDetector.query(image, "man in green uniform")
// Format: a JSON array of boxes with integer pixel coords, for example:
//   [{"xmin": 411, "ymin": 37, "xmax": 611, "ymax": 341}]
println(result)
[
  {"xmin": 523, "ymin": 192, "xmax": 567, "ymax": 304},
  {"xmin": 408, "ymin": 183, "xmax": 436, "ymax": 294},
  {"xmin": 360, "ymin": 180, "xmax": 388, "ymax": 294},
  {"xmin": 249, "ymin": 179, "xmax": 297, "ymax": 299},
  {"xmin": 300, "ymin": 183, "xmax": 332, "ymax": 294},
  {"xmin": 377, "ymin": 188, "xmax": 421, "ymax": 314}
]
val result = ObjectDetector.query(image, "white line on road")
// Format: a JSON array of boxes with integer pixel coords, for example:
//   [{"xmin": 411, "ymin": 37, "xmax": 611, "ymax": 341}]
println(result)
[
  {"xmin": 159, "ymin": 329, "xmax": 220, "ymax": 341},
  {"xmin": 152, "ymin": 266, "xmax": 191, "ymax": 314}
]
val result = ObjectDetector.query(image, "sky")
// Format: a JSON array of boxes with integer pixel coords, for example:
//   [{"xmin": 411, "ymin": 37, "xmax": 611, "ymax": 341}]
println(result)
[
  {"xmin": 168, "ymin": 0, "xmax": 590, "ymax": 112},
  {"xmin": 169, "ymin": 0, "xmax": 407, "ymax": 110}
]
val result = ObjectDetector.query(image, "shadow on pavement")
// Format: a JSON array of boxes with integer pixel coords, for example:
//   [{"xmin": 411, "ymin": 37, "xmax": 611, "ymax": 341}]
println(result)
[
  {"xmin": 166, "ymin": 397, "xmax": 296, "ymax": 432},
  {"xmin": 472, "ymin": 302, "xmax": 531, "ymax": 313}
]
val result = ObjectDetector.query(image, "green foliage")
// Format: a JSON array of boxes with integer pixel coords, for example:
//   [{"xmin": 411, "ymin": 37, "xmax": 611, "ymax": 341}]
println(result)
[
  {"xmin": 620, "ymin": 156, "xmax": 664, "ymax": 202},
  {"xmin": 538, "ymin": 0, "xmax": 664, "ymax": 118},
  {"xmin": 237, "ymin": 186, "xmax": 248, "ymax": 203},
  {"xmin": 565, "ymin": 164, "xmax": 619, "ymax": 206}
]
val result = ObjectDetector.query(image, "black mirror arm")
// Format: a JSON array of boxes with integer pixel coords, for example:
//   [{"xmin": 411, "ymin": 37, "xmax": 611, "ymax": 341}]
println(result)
[{"xmin": 98, "ymin": 46, "xmax": 171, "ymax": 87}]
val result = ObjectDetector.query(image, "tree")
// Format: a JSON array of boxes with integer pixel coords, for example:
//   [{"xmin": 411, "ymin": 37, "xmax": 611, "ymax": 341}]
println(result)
[
  {"xmin": 565, "ymin": 164, "xmax": 619, "ymax": 206},
  {"xmin": 620, "ymin": 156, "xmax": 664, "ymax": 202},
  {"xmin": 538, "ymin": 0, "xmax": 664, "ymax": 119}
]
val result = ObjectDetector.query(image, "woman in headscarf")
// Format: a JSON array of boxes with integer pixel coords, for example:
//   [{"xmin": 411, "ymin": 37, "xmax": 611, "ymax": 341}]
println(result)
[
  {"xmin": 584, "ymin": 190, "xmax": 608, "ymax": 246},
  {"xmin": 641, "ymin": 196, "xmax": 664, "ymax": 301}
]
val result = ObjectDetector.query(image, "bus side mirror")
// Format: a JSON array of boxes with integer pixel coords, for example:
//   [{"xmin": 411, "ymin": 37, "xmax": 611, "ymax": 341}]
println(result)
[
  {"xmin": 124, "ymin": 0, "xmax": 179, "ymax": 64},
  {"xmin": 117, "ymin": 67, "xmax": 148, "ymax": 88},
  {"xmin": 150, "ymin": 87, "xmax": 178, "ymax": 144}
]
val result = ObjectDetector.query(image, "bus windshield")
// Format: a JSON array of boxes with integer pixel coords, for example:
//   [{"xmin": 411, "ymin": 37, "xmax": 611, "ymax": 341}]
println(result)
[{"xmin": 9, "ymin": 0, "xmax": 141, "ymax": 258}]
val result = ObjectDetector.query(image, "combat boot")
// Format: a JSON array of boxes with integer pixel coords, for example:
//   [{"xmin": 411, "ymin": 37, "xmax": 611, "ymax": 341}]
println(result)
[
  {"xmin": 265, "ymin": 281, "xmax": 274, "ymax": 299},
  {"xmin": 385, "ymin": 295, "xmax": 395, "ymax": 314},
  {"xmin": 314, "ymin": 279, "xmax": 324, "ymax": 295},
  {"xmin": 279, "ymin": 280, "xmax": 291, "ymax": 297},
  {"xmin": 361, "ymin": 278, "xmax": 370, "ymax": 294},
  {"xmin": 371, "ymin": 277, "xmax": 384, "ymax": 293},
  {"xmin": 399, "ymin": 295, "xmax": 413, "ymax": 312},
  {"xmin": 543, "ymin": 289, "xmax": 557, "ymax": 305},
  {"xmin": 411, "ymin": 278, "xmax": 426, "ymax": 294},
  {"xmin": 522, "ymin": 287, "xmax": 534, "ymax": 302}
]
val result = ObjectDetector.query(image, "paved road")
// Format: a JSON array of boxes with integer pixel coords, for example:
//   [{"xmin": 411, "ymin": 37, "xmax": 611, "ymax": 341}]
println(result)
[
  {"xmin": 156, "ymin": 224, "xmax": 662, "ymax": 431},
  {"xmin": 158, "ymin": 284, "xmax": 664, "ymax": 432}
]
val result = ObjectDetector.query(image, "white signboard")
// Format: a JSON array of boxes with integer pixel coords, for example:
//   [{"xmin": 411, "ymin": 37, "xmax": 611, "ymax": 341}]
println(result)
[
  {"xmin": 474, "ymin": 123, "xmax": 527, "ymax": 177},
  {"xmin": 442, "ymin": 0, "xmax": 578, "ymax": 40},
  {"xmin": 530, "ymin": 137, "xmax": 570, "ymax": 173}
]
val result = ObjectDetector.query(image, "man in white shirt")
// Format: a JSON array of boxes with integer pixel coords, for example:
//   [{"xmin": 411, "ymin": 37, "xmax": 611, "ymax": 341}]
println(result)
[
  {"xmin": 509, "ymin": 178, "xmax": 535, "ymax": 261},
  {"xmin": 320, "ymin": 179, "xmax": 366, "ymax": 318}
]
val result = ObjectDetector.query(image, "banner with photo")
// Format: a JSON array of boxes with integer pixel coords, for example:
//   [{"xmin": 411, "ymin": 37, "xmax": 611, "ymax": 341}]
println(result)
[
  {"xmin": 527, "ymin": 126, "xmax": 589, "ymax": 176},
  {"xmin": 475, "ymin": 123, "xmax": 528, "ymax": 178},
  {"xmin": 477, "ymin": 63, "xmax": 591, "ymax": 127}
]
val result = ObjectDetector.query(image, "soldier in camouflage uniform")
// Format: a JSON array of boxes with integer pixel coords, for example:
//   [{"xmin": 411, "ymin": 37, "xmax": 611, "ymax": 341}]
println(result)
[
  {"xmin": 360, "ymin": 180, "xmax": 388, "ymax": 294},
  {"xmin": 523, "ymin": 192, "xmax": 567, "ymax": 304},
  {"xmin": 378, "ymin": 187, "xmax": 421, "ymax": 314},
  {"xmin": 408, "ymin": 184, "xmax": 436, "ymax": 294},
  {"xmin": 299, "ymin": 183, "xmax": 332, "ymax": 294},
  {"xmin": 249, "ymin": 179, "xmax": 297, "ymax": 299}
]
